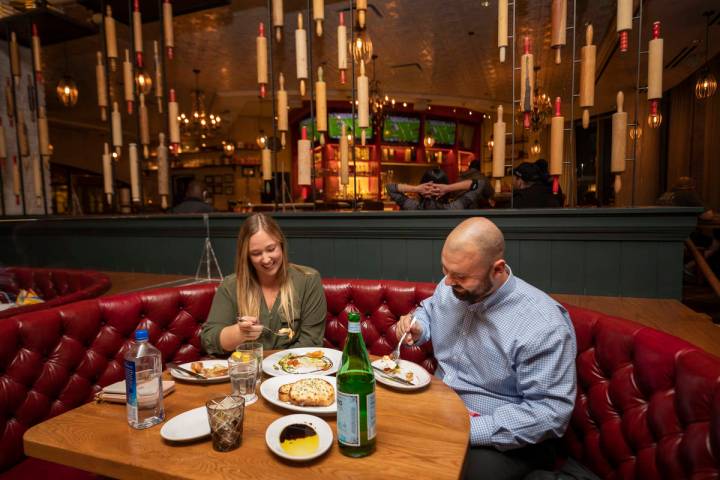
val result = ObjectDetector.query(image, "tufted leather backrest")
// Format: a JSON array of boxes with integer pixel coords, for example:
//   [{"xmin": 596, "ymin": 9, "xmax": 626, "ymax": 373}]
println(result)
[
  {"xmin": 0, "ymin": 267, "xmax": 111, "ymax": 319},
  {"xmin": 322, "ymin": 278, "xmax": 438, "ymax": 373},
  {"xmin": 0, "ymin": 282, "xmax": 217, "ymax": 471}
]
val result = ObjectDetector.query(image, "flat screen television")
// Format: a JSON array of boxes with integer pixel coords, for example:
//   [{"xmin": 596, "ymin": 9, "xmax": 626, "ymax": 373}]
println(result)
[
  {"xmin": 426, "ymin": 119, "xmax": 456, "ymax": 146},
  {"xmin": 382, "ymin": 116, "xmax": 420, "ymax": 143},
  {"xmin": 300, "ymin": 114, "xmax": 373, "ymax": 140}
]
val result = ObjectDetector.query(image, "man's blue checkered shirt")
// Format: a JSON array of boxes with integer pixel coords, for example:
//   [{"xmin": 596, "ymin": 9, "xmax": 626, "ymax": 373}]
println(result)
[{"xmin": 414, "ymin": 266, "xmax": 577, "ymax": 450}]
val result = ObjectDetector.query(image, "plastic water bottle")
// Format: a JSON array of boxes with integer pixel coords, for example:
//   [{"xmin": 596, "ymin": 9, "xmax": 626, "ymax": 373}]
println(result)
[{"xmin": 124, "ymin": 329, "xmax": 165, "ymax": 429}]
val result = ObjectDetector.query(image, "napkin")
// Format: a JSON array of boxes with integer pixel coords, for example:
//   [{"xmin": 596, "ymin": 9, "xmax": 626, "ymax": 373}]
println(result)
[{"xmin": 96, "ymin": 380, "xmax": 176, "ymax": 403}]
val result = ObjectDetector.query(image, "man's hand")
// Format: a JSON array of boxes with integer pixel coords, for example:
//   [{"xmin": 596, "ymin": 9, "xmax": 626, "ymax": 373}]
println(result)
[
  {"xmin": 415, "ymin": 182, "xmax": 435, "ymax": 196},
  {"xmin": 396, "ymin": 313, "xmax": 423, "ymax": 345},
  {"xmin": 429, "ymin": 183, "xmax": 451, "ymax": 198}
]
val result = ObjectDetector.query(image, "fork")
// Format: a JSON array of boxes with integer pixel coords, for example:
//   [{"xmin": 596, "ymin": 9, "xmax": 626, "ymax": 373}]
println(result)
[
  {"xmin": 261, "ymin": 325, "xmax": 292, "ymax": 338},
  {"xmin": 390, "ymin": 317, "xmax": 416, "ymax": 368}
]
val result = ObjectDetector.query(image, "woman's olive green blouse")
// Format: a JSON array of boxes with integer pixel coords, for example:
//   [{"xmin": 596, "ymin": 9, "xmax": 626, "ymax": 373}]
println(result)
[{"xmin": 201, "ymin": 264, "xmax": 327, "ymax": 355}]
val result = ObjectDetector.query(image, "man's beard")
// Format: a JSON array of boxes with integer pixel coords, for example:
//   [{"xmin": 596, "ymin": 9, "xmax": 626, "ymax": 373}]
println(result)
[{"xmin": 451, "ymin": 275, "xmax": 494, "ymax": 304}]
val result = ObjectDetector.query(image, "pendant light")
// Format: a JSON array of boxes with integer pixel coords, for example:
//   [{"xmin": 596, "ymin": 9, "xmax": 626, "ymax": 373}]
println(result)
[
  {"xmin": 695, "ymin": 11, "xmax": 717, "ymax": 100},
  {"xmin": 55, "ymin": 45, "xmax": 78, "ymax": 107}
]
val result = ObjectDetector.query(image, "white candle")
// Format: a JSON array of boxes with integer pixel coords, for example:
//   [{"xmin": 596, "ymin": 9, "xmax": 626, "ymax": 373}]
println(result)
[
  {"xmin": 129, "ymin": 143, "xmax": 140, "ymax": 203},
  {"xmin": 340, "ymin": 124, "xmax": 349, "ymax": 186},
  {"xmin": 96, "ymin": 52, "xmax": 108, "ymax": 120},
  {"xmin": 262, "ymin": 147, "xmax": 272, "ymax": 181},
  {"xmin": 102, "ymin": 143, "xmax": 114, "ymax": 203}
]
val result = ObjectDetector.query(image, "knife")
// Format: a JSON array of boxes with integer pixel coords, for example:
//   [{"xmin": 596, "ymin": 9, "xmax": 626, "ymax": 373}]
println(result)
[
  {"xmin": 372, "ymin": 366, "xmax": 414, "ymax": 385},
  {"xmin": 167, "ymin": 362, "xmax": 207, "ymax": 380}
]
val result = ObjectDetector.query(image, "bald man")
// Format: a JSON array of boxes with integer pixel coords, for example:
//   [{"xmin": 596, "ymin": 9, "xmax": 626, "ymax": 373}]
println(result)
[{"xmin": 398, "ymin": 217, "xmax": 576, "ymax": 480}]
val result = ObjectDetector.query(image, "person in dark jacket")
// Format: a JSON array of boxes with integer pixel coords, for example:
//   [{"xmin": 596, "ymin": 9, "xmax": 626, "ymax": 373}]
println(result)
[
  {"xmin": 171, "ymin": 180, "xmax": 214, "ymax": 214},
  {"xmin": 386, "ymin": 167, "xmax": 494, "ymax": 210},
  {"xmin": 512, "ymin": 162, "xmax": 562, "ymax": 209}
]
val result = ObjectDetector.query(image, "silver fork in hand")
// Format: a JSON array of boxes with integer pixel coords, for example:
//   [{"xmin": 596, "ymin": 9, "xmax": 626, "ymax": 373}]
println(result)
[{"xmin": 390, "ymin": 317, "xmax": 416, "ymax": 368}]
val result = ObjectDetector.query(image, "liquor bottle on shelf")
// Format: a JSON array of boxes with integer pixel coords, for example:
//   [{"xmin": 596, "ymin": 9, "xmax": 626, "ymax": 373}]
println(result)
[{"xmin": 336, "ymin": 311, "xmax": 376, "ymax": 457}]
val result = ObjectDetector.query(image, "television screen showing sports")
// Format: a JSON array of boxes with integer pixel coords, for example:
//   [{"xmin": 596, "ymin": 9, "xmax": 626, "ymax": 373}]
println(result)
[
  {"xmin": 426, "ymin": 119, "xmax": 456, "ymax": 146},
  {"xmin": 382, "ymin": 116, "xmax": 421, "ymax": 143}
]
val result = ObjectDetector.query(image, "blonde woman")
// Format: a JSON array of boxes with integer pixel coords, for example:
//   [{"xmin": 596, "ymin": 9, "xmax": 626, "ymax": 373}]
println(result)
[{"xmin": 201, "ymin": 213, "xmax": 327, "ymax": 354}]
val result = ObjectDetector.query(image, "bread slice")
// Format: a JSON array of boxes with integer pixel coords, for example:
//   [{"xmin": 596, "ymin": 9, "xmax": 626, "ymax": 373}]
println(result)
[
  {"xmin": 288, "ymin": 378, "xmax": 335, "ymax": 407},
  {"xmin": 278, "ymin": 383, "xmax": 292, "ymax": 402}
]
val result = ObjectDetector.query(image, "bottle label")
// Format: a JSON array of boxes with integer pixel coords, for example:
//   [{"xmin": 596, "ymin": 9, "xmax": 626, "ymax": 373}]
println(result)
[
  {"xmin": 124, "ymin": 359, "xmax": 138, "ymax": 423},
  {"xmin": 347, "ymin": 320, "xmax": 361, "ymax": 334},
  {"xmin": 336, "ymin": 391, "xmax": 360, "ymax": 446},
  {"xmin": 367, "ymin": 391, "xmax": 376, "ymax": 440}
]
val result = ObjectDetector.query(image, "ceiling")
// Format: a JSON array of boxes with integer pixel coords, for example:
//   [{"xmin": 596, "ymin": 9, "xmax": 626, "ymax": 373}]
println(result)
[{"xmin": 39, "ymin": 0, "xmax": 720, "ymax": 135}]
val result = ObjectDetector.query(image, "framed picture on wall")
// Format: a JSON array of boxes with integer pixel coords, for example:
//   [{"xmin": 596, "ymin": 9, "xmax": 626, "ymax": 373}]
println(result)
[
  {"xmin": 224, "ymin": 185, "xmax": 234, "ymax": 195},
  {"xmin": 223, "ymin": 174, "xmax": 233, "ymax": 184},
  {"xmin": 205, "ymin": 175, "xmax": 214, "ymax": 184},
  {"xmin": 242, "ymin": 167, "xmax": 256, "ymax": 177}
]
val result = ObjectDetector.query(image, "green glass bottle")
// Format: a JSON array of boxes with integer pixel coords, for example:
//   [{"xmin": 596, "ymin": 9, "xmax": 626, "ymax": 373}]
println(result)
[{"xmin": 336, "ymin": 311, "xmax": 376, "ymax": 457}]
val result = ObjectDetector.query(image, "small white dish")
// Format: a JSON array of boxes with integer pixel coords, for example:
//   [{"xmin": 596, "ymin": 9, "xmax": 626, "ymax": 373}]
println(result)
[
  {"xmin": 169, "ymin": 360, "xmax": 229, "ymax": 384},
  {"xmin": 371, "ymin": 358, "xmax": 432, "ymax": 391},
  {"xmin": 263, "ymin": 347, "xmax": 343, "ymax": 377},
  {"xmin": 160, "ymin": 406, "xmax": 210, "ymax": 442},
  {"xmin": 265, "ymin": 414, "xmax": 333, "ymax": 462},
  {"xmin": 260, "ymin": 374, "xmax": 337, "ymax": 415}
]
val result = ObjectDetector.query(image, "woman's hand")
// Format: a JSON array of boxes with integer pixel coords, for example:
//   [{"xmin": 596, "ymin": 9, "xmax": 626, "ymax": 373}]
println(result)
[{"xmin": 219, "ymin": 315, "xmax": 263, "ymax": 351}]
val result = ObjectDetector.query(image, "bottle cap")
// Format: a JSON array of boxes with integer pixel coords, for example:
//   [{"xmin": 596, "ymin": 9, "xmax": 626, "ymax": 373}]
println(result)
[
  {"xmin": 347, "ymin": 311, "xmax": 360, "ymax": 322},
  {"xmin": 135, "ymin": 329, "xmax": 149, "ymax": 341}
]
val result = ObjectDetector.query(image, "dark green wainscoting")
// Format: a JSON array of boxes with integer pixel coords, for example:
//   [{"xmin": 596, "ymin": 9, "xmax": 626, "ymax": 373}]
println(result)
[{"xmin": 0, "ymin": 207, "xmax": 700, "ymax": 298}]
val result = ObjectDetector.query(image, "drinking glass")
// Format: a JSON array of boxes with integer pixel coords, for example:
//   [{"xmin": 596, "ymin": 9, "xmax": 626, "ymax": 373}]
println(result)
[
  {"xmin": 206, "ymin": 395, "xmax": 245, "ymax": 452},
  {"xmin": 236, "ymin": 342, "xmax": 263, "ymax": 387},
  {"xmin": 228, "ymin": 351, "xmax": 258, "ymax": 404}
]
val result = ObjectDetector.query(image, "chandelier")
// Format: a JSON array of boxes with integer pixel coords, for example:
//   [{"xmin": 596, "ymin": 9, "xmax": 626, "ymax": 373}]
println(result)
[
  {"xmin": 695, "ymin": 12, "xmax": 717, "ymax": 100},
  {"xmin": 518, "ymin": 87, "xmax": 553, "ymax": 132},
  {"xmin": 369, "ymin": 55, "xmax": 395, "ymax": 132},
  {"xmin": 178, "ymin": 69, "xmax": 221, "ymax": 149}
]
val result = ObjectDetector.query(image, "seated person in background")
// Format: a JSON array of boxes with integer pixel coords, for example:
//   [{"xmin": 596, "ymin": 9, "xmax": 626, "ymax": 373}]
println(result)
[
  {"xmin": 386, "ymin": 167, "xmax": 494, "ymax": 210},
  {"xmin": 171, "ymin": 180, "xmax": 214, "ymax": 214},
  {"xmin": 397, "ymin": 217, "xmax": 577, "ymax": 480},
  {"xmin": 534, "ymin": 158, "xmax": 564, "ymax": 202},
  {"xmin": 201, "ymin": 213, "xmax": 326, "ymax": 354},
  {"xmin": 512, "ymin": 162, "xmax": 562, "ymax": 208}
]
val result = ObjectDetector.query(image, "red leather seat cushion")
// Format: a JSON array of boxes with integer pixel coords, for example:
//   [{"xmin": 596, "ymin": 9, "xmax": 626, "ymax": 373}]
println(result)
[{"xmin": 2, "ymin": 458, "xmax": 99, "ymax": 480}]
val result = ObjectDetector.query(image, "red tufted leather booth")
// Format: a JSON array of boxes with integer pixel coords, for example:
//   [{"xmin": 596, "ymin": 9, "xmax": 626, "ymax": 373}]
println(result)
[
  {"xmin": 0, "ymin": 267, "xmax": 111, "ymax": 320},
  {"xmin": 1, "ymin": 278, "xmax": 719, "ymax": 479}
]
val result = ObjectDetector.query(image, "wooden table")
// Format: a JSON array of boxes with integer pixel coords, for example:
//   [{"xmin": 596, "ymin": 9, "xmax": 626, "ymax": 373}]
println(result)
[{"xmin": 24, "ymin": 367, "xmax": 469, "ymax": 479}]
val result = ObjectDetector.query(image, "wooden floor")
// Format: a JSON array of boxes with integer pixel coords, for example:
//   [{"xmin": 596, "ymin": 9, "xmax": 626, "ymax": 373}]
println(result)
[{"xmin": 102, "ymin": 271, "xmax": 720, "ymax": 357}]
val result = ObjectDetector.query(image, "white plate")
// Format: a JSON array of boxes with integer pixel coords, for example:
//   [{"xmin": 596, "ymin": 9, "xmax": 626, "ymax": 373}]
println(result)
[
  {"xmin": 169, "ymin": 359, "xmax": 229, "ymax": 384},
  {"xmin": 260, "ymin": 374, "xmax": 337, "ymax": 415},
  {"xmin": 262, "ymin": 347, "xmax": 342, "ymax": 377},
  {"xmin": 372, "ymin": 358, "xmax": 432, "ymax": 391},
  {"xmin": 265, "ymin": 414, "xmax": 333, "ymax": 462},
  {"xmin": 160, "ymin": 406, "xmax": 210, "ymax": 442}
]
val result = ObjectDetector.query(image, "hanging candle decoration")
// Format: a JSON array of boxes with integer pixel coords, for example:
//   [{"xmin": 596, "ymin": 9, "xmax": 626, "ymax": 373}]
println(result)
[
  {"xmin": 17, "ymin": 111, "xmax": 29, "ymax": 157},
  {"xmin": 153, "ymin": 41, "xmax": 164, "ymax": 112},
  {"xmin": 102, "ymin": 142, "xmax": 114, "ymax": 205},
  {"xmin": 5, "ymin": 80, "xmax": 14, "ymax": 127},
  {"xmin": 617, "ymin": 0, "xmax": 632, "ymax": 53},
  {"xmin": 520, "ymin": 36, "xmax": 534, "ymax": 130},
  {"xmin": 96, "ymin": 52, "xmax": 108, "ymax": 120},
  {"xmin": 31, "ymin": 24, "xmax": 43, "ymax": 83},
  {"xmin": 257, "ymin": 22, "xmax": 268, "ymax": 98},
  {"xmin": 112, "ymin": 101, "xmax": 123, "ymax": 156},
  {"xmin": 277, "ymin": 73, "xmax": 288, "ymax": 147},
  {"xmin": 551, "ymin": 0, "xmax": 566, "ymax": 64},
  {"xmin": 357, "ymin": 61, "xmax": 369, "ymax": 146},
  {"xmin": 163, "ymin": 0, "xmax": 175, "ymax": 59},
  {"xmin": 296, "ymin": 13, "xmax": 308, "ymax": 97},
  {"xmin": 129, "ymin": 143, "xmax": 140, "ymax": 204},
  {"xmin": 357, "ymin": 0, "xmax": 367, "ymax": 29},
  {"xmin": 157, "ymin": 133, "xmax": 169, "ymax": 209},
  {"xmin": 298, "ymin": 126, "xmax": 312, "ymax": 186},
  {"xmin": 337, "ymin": 12, "xmax": 348, "ymax": 84},
  {"xmin": 313, "ymin": 0, "xmax": 324, "ymax": 36},
  {"xmin": 168, "ymin": 89, "xmax": 181, "ymax": 153},
  {"xmin": 139, "ymin": 94, "xmax": 150, "ymax": 158},
  {"xmin": 272, "ymin": 0, "xmax": 284, "ymax": 42},
  {"xmin": 32, "ymin": 154, "xmax": 42, "ymax": 205},
  {"xmin": 340, "ymin": 123, "xmax": 349, "ymax": 189},
  {"xmin": 38, "ymin": 107, "xmax": 50, "ymax": 157},
  {"xmin": 611, "ymin": 91, "xmax": 627, "ymax": 194},
  {"xmin": 10, "ymin": 32, "xmax": 20, "ymax": 84},
  {"xmin": 315, "ymin": 66, "xmax": 327, "ymax": 144},
  {"xmin": 262, "ymin": 147, "xmax": 272, "ymax": 181},
  {"xmin": 549, "ymin": 97, "xmax": 564, "ymax": 195},
  {"xmin": 647, "ymin": 21, "xmax": 663, "ymax": 129},
  {"xmin": 492, "ymin": 105, "xmax": 505, "ymax": 193},
  {"xmin": 12, "ymin": 156, "xmax": 21, "ymax": 205},
  {"xmin": 579, "ymin": 24, "xmax": 596, "ymax": 129},
  {"xmin": 498, "ymin": 0, "xmax": 508, "ymax": 63},
  {"xmin": 123, "ymin": 50, "xmax": 134, "ymax": 114},
  {"xmin": 105, "ymin": 6, "xmax": 118, "ymax": 72},
  {"xmin": 56, "ymin": 75, "xmax": 79, "ymax": 107},
  {"xmin": 133, "ymin": 0, "xmax": 144, "ymax": 67}
]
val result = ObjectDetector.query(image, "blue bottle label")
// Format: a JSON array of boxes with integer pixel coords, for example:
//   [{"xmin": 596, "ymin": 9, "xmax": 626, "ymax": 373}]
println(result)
[
  {"xmin": 367, "ymin": 391, "xmax": 376, "ymax": 440},
  {"xmin": 336, "ymin": 391, "xmax": 360, "ymax": 446},
  {"xmin": 124, "ymin": 359, "xmax": 138, "ymax": 422},
  {"xmin": 348, "ymin": 321, "xmax": 361, "ymax": 334}
]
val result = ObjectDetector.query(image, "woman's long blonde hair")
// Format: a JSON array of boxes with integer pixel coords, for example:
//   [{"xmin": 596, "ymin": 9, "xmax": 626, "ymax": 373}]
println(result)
[{"xmin": 235, "ymin": 213, "xmax": 296, "ymax": 327}]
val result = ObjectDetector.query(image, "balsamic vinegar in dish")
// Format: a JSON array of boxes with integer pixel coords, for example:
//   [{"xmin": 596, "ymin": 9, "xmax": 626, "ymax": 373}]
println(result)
[{"xmin": 279, "ymin": 423, "xmax": 319, "ymax": 456}]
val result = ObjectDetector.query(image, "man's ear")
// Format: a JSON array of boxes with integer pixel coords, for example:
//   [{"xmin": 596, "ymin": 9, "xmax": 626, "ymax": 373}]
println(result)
[{"xmin": 492, "ymin": 259, "xmax": 506, "ymax": 275}]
